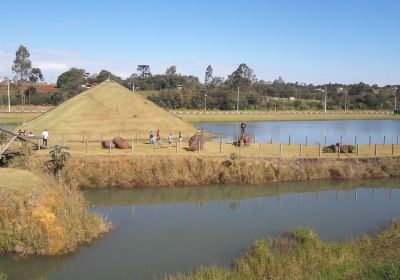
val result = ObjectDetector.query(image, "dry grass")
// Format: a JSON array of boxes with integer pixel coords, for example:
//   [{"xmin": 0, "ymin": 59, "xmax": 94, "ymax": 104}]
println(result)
[
  {"xmin": 166, "ymin": 221, "xmax": 400, "ymax": 280},
  {"xmin": 17, "ymin": 81, "xmax": 197, "ymax": 139},
  {"xmin": 42, "ymin": 155, "xmax": 400, "ymax": 189},
  {"xmin": 0, "ymin": 168, "xmax": 110, "ymax": 256}
]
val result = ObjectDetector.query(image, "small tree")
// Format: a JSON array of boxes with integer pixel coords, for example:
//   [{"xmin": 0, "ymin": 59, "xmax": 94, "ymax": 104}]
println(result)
[
  {"xmin": 137, "ymin": 65, "xmax": 152, "ymax": 79},
  {"xmin": 48, "ymin": 145, "xmax": 70, "ymax": 179}
]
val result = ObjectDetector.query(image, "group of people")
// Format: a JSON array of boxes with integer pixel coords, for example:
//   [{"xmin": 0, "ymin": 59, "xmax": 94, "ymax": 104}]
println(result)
[
  {"xmin": 149, "ymin": 130, "xmax": 184, "ymax": 146},
  {"xmin": 17, "ymin": 129, "xmax": 49, "ymax": 146}
]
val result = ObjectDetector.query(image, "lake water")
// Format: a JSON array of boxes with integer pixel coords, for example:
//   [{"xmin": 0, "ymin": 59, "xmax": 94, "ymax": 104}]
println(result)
[
  {"xmin": 196, "ymin": 120, "xmax": 400, "ymax": 144},
  {"xmin": 1, "ymin": 178, "xmax": 400, "ymax": 280}
]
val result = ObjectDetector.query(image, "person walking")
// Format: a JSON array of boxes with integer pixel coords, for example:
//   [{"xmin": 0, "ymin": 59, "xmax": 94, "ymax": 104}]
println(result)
[
  {"xmin": 168, "ymin": 133, "xmax": 173, "ymax": 147},
  {"xmin": 178, "ymin": 131, "xmax": 183, "ymax": 144},
  {"xmin": 149, "ymin": 131, "xmax": 154, "ymax": 144},
  {"xmin": 41, "ymin": 129, "xmax": 49, "ymax": 146}
]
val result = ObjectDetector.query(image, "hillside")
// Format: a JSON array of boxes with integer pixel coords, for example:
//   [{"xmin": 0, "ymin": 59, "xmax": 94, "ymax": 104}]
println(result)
[{"xmin": 18, "ymin": 80, "xmax": 197, "ymax": 140}]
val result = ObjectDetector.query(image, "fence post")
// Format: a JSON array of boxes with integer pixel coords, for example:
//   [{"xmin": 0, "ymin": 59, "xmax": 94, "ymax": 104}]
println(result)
[
  {"xmin": 354, "ymin": 136, "xmax": 357, "ymax": 146},
  {"xmin": 392, "ymin": 144, "xmax": 394, "ymax": 155},
  {"xmin": 259, "ymin": 142, "xmax": 262, "ymax": 157},
  {"xmin": 357, "ymin": 144, "xmax": 360, "ymax": 157},
  {"xmin": 318, "ymin": 144, "xmax": 321, "ymax": 158},
  {"xmin": 109, "ymin": 140, "xmax": 111, "ymax": 153},
  {"xmin": 300, "ymin": 144, "xmax": 303, "ymax": 157},
  {"xmin": 383, "ymin": 135, "xmax": 386, "ymax": 146},
  {"xmin": 324, "ymin": 136, "xmax": 327, "ymax": 146},
  {"xmin": 369, "ymin": 136, "xmax": 372, "ymax": 146},
  {"xmin": 254, "ymin": 133, "xmax": 256, "ymax": 143},
  {"xmin": 279, "ymin": 144, "xmax": 282, "ymax": 157},
  {"xmin": 85, "ymin": 139, "xmax": 88, "ymax": 154},
  {"xmin": 374, "ymin": 144, "xmax": 377, "ymax": 157},
  {"xmin": 219, "ymin": 141, "xmax": 222, "ymax": 154},
  {"xmin": 340, "ymin": 135, "xmax": 343, "ymax": 144},
  {"xmin": 305, "ymin": 136, "xmax": 308, "ymax": 146},
  {"xmin": 131, "ymin": 140, "xmax": 134, "ymax": 154},
  {"xmin": 397, "ymin": 135, "xmax": 399, "ymax": 145},
  {"xmin": 270, "ymin": 136, "xmax": 273, "ymax": 144},
  {"xmin": 288, "ymin": 135, "xmax": 291, "ymax": 145}
]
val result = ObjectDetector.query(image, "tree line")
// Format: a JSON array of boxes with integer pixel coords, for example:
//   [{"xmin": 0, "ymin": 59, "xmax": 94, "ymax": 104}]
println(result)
[{"xmin": 1, "ymin": 45, "xmax": 398, "ymax": 111}]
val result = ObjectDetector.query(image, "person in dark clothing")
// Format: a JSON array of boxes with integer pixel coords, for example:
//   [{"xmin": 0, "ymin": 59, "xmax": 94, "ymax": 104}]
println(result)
[{"xmin": 240, "ymin": 122, "xmax": 247, "ymax": 136}]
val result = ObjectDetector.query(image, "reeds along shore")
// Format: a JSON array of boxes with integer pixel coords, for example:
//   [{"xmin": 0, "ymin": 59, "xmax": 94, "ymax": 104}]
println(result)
[
  {"xmin": 52, "ymin": 155, "xmax": 400, "ymax": 189},
  {"xmin": 0, "ymin": 168, "xmax": 110, "ymax": 256},
  {"xmin": 166, "ymin": 221, "xmax": 400, "ymax": 280}
]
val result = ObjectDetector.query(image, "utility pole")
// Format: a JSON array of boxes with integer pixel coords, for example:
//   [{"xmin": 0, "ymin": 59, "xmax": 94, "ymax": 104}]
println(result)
[
  {"xmin": 394, "ymin": 87, "xmax": 398, "ymax": 110},
  {"xmin": 344, "ymin": 89, "xmax": 348, "ymax": 112},
  {"xmin": 324, "ymin": 86, "xmax": 327, "ymax": 113},
  {"xmin": 204, "ymin": 92, "xmax": 207, "ymax": 111},
  {"xmin": 132, "ymin": 82, "xmax": 135, "ymax": 92},
  {"xmin": 237, "ymin": 86, "xmax": 240, "ymax": 113},
  {"xmin": 7, "ymin": 81, "xmax": 11, "ymax": 112}
]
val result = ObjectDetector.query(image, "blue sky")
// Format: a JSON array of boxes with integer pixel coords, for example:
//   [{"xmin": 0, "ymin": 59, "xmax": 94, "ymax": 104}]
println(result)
[{"xmin": 1, "ymin": 0, "xmax": 399, "ymax": 85}]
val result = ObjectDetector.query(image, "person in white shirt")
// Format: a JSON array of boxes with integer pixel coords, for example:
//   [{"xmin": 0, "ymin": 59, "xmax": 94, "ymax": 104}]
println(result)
[{"xmin": 41, "ymin": 129, "xmax": 49, "ymax": 146}]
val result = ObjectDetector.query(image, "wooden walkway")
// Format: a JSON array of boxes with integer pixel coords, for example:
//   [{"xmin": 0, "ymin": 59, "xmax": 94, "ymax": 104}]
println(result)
[{"xmin": 0, "ymin": 127, "xmax": 46, "ymax": 159}]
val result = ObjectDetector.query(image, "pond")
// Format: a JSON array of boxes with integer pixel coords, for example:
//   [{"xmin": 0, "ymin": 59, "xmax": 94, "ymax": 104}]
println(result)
[
  {"xmin": 1, "ymin": 178, "xmax": 400, "ymax": 280},
  {"xmin": 196, "ymin": 120, "xmax": 400, "ymax": 144}
]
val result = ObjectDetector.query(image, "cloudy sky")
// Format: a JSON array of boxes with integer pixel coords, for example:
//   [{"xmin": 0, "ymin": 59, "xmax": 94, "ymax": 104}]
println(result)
[{"xmin": 1, "ymin": 0, "xmax": 399, "ymax": 85}]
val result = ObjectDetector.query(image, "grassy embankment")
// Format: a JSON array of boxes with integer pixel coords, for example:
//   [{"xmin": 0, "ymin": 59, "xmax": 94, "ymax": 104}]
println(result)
[
  {"xmin": 166, "ymin": 221, "xmax": 400, "ymax": 280},
  {"xmin": 21, "ymin": 155, "xmax": 398, "ymax": 189},
  {"xmin": 0, "ymin": 168, "xmax": 110, "ymax": 256}
]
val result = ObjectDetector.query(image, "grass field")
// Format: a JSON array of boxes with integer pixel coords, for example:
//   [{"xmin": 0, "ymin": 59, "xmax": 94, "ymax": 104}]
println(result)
[
  {"xmin": 0, "ymin": 168, "xmax": 109, "ymax": 256},
  {"xmin": 0, "ymin": 112, "xmax": 42, "ymax": 125},
  {"xmin": 32, "ymin": 139, "xmax": 400, "ymax": 159}
]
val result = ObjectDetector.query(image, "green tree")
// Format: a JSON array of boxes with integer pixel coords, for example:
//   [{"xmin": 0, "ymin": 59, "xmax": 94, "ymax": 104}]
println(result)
[
  {"xmin": 227, "ymin": 63, "xmax": 256, "ymax": 90},
  {"xmin": 137, "ymin": 65, "xmax": 152, "ymax": 79},
  {"xmin": 204, "ymin": 65, "xmax": 213, "ymax": 89},
  {"xmin": 12, "ymin": 45, "xmax": 32, "ymax": 106},
  {"xmin": 165, "ymin": 65, "xmax": 177, "ymax": 76},
  {"xmin": 56, "ymin": 68, "xmax": 86, "ymax": 101}
]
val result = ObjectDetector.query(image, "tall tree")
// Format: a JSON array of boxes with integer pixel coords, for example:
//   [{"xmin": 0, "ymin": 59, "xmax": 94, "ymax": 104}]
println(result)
[
  {"xmin": 137, "ymin": 65, "xmax": 152, "ymax": 79},
  {"xmin": 165, "ymin": 65, "xmax": 177, "ymax": 76},
  {"xmin": 12, "ymin": 45, "xmax": 32, "ymax": 106},
  {"xmin": 56, "ymin": 68, "xmax": 86, "ymax": 101},
  {"xmin": 227, "ymin": 63, "xmax": 256, "ymax": 89},
  {"xmin": 27, "ymin": 68, "xmax": 44, "ymax": 105},
  {"xmin": 204, "ymin": 65, "xmax": 213, "ymax": 88}
]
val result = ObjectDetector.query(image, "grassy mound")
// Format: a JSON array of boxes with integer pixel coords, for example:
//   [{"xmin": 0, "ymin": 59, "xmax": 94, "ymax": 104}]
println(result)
[
  {"xmin": 167, "ymin": 221, "xmax": 400, "ymax": 280},
  {"xmin": 0, "ymin": 168, "xmax": 110, "ymax": 256},
  {"xmin": 18, "ymin": 80, "xmax": 197, "ymax": 140}
]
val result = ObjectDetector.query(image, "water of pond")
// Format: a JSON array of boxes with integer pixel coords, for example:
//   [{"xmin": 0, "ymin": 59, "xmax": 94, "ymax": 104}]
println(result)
[
  {"xmin": 197, "ymin": 120, "xmax": 400, "ymax": 144},
  {"xmin": 1, "ymin": 178, "xmax": 400, "ymax": 280}
]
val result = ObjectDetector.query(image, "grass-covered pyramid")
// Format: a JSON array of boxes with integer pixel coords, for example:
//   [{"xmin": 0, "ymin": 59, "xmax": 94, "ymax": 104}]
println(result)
[{"xmin": 20, "ymin": 80, "xmax": 197, "ymax": 140}]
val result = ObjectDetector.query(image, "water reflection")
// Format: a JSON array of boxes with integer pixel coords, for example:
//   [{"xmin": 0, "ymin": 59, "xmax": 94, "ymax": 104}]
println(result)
[{"xmin": 1, "ymin": 178, "xmax": 399, "ymax": 280}]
